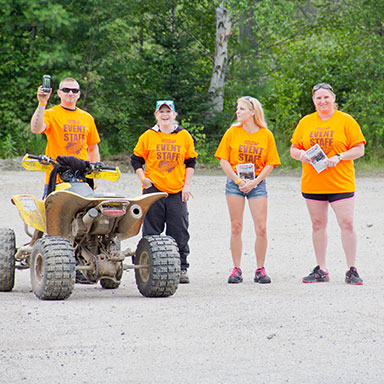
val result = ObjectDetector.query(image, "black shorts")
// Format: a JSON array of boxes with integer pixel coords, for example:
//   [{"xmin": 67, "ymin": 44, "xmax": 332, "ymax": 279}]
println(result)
[{"xmin": 302, "ymin": 192, "xmax": 355, "ymax": 203}]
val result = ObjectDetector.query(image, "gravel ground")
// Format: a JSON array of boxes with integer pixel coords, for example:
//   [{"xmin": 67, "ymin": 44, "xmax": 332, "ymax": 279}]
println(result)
[{"xmin": 0, "ymin": 168, "xmax": 383, "ymax": 384}]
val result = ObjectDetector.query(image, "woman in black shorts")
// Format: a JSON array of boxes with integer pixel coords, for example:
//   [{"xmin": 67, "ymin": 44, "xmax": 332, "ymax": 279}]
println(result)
[{"xmin": 290, "ymin": 83, "xmax": 366, "ymax": 285}]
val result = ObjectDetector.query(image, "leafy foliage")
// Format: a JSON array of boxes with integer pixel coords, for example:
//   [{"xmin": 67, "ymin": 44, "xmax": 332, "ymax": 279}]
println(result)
[{"xmin": 1, "ymin": 0, "xmax": 383, "ymax": 167}]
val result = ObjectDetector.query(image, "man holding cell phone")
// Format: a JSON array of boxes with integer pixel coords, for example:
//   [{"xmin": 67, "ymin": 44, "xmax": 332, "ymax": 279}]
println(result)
[{"xmin": 31, "ymin": 77, "xmax": 101, "ymax": 195}]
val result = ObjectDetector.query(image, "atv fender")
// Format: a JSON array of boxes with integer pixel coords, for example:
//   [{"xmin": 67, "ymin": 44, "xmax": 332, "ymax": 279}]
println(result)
[
  {"xmin": 117, "ymin": 193, "xmax": 167, "ymax": 240},
  {"xmin": 11, "ymin": 195, "xmax": 46, "ymax": 232},
  {"xmin": 44, "ymin": 190, "xmax": 166, "ymax": 239}
]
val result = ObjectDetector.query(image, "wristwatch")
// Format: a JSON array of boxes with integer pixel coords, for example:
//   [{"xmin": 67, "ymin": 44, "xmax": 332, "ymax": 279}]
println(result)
[{"xmin": 335, "ymin": 153, "xmax": 344, "ymax": 161}]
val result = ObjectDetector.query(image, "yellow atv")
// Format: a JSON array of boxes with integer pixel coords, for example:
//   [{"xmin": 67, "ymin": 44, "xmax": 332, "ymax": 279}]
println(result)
[{"xmin": 0, "ymin": 154, "xmax": 180, "ymax": 300}]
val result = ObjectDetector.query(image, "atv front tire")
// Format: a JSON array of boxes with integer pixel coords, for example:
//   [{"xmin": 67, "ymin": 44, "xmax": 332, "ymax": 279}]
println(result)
[
  {"xmin": 31, "ymin": 237, "xmax": 75, "ymax": 300},
  {"xmin": 0, "ymin": 228, "xmax": 16, "ymax": 292},
  {"xmin": 134, "ymin": 235, "xmax": 180, "ymax": 297}
]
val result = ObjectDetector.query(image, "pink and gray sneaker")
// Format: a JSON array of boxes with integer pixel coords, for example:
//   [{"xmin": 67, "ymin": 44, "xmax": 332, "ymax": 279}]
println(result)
[
  {"xmin": 302, "ymin": 265, "xmax": 330, "ymax": 283},
  {"xmin": 345, "ymin": 266, "xmax": 363, "ymax": 285},
  {"xmin": 228, "ymin": 267, "xmax": 243, "ymax": 284},
  {"xmin": 254, "ymin": 267, "xmax": 271, "ymax": 284}
]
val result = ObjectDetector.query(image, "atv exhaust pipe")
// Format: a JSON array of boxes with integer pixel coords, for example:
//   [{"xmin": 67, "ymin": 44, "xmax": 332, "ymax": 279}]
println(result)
[
  {"xmin": 82, "ymin": 207, "xmax": 99, "ymax": 228},
  {"xmin": 129, "ymin": 204, "xmax": 142, "ymax": 219}
]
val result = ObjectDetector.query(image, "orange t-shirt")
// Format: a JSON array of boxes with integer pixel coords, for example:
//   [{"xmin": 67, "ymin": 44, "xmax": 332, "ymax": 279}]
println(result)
[
  {"xmin": 214, "ymin": 125, "xmax": 281, "ymax": 175},
  {"xmin": 43, "ymin": 105, "xmax": 100, "ymax": 183},
  {"xmin": 291, "ymin": 110, "xmax": 366, "ymax": 193},
  {"xmin": 133, "ymin": 127, "xmax": 198, "ymax": 194}
]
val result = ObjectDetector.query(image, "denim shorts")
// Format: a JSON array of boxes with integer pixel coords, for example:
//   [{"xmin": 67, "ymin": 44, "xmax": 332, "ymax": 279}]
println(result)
[{"xmin": 225, "ymin": 178, "xmax": 267, "ymax": 199}]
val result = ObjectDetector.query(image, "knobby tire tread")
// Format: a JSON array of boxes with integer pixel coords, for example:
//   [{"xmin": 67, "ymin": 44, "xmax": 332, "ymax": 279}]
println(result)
[
  {"xmin": 135, "ymin": 235, "xmax": 180, "ymax": 297},
  {"xmin": 31, "ymin": 236, "xmax": 75, "ymax": 300},
  {"xmin": 0, "ymin": 228, "xmax": 16, "ymax": 292}
]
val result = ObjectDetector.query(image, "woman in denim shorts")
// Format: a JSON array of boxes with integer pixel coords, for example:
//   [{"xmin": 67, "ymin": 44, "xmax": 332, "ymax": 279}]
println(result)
[{"xmin": 215, "ymin": 96, "xmax": 280, "ymax": 284}]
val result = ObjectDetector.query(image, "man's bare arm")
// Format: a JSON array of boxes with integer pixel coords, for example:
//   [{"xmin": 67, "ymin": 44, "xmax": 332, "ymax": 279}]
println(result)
[
  {"xmin": 31, "ymin": 86, "xmax": 51, "ymax": 134},
  {"xmin": 88, "ymin": 144, "xmax": 100, "ymax": 163}
]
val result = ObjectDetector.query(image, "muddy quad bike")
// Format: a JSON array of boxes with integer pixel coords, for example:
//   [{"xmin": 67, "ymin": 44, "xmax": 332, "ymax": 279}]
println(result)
[{"xmin": 0, "ymin": 154, "xmax": 180, "ymax": 300}]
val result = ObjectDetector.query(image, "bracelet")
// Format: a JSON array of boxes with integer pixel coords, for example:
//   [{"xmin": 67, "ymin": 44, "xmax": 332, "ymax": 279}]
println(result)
[
  {"xmin": 336, "ymin": 153, "xmax": 344, "ymax": 161},
  {"xmin": 140, "ymin": 176, "xmax": 145, "ymax": 182},
  {"xmin": 235, "ymin": 179, "xmax": 242, "ymax": 185},
  {"xmin": 39, "ymin": 102, "xmax": 47, "ymax": 106}
]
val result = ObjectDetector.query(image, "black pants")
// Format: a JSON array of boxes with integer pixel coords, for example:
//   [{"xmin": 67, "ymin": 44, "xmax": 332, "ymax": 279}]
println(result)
[{"xmin": 142, "ymin": 185, "xmax": 190, "ymax": 270}]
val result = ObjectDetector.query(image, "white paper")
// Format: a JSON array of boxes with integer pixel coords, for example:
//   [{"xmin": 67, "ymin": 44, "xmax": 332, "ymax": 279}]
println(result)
[
  {"xmin": 305, "ymin": 144, "xmax": 328, "ymax": 173},
  {"xmin": 236, "ymin": 163, "xmax": 255, "ymax": 180}
]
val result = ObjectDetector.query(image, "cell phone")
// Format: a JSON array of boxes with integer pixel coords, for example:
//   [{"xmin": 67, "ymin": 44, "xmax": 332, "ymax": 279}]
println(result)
[{"xmin": 42, "ymin": 75, "xmax": 51, "ymax": 93}]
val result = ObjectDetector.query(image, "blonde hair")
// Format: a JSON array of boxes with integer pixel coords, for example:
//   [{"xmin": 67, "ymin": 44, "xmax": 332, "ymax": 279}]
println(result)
[{"xmin": 236, "ymin": 96, "xmax": 268, "ymax": 129}]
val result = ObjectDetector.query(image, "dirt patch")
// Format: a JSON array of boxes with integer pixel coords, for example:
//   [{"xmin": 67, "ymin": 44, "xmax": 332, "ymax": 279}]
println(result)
[
  {"xmin": 0, "ymin": 156, "xmax": 24, "ymax": 171},
  {"xmin": 103, "ymin": 153, "xmax": 134, "ymax": 173},
  {"xmin": 0, "ymin": 170, "xmax": 383, "ymax": 383}
]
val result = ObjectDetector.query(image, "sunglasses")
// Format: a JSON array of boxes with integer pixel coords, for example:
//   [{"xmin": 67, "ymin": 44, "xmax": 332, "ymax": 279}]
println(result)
[
  {"xmin": 243, "ymin": 96, "xmax": 254, "ymax": 108},
  {"xmin": 312, "ymin": 83, "xmax": 333, "ymax": 94},
  {"xmin": 155, "ymin": 100, "xmax": 175, "ymax": 111},
  {"xmin": 60, "ymin": 88, "xmax": 80, "ymax": 94}
]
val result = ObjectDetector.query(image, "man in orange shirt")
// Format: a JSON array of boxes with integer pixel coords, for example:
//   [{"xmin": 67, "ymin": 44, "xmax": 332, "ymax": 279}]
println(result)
[{"xmin": 31, "ymin": 77, "xmax": 100, "ymax": 194}]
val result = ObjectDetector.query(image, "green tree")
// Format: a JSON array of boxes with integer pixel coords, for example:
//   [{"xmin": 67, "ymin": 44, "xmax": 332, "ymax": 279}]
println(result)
[{"xmin": 1, "ymin": 0, "xmax": 383, "ymax": 165}]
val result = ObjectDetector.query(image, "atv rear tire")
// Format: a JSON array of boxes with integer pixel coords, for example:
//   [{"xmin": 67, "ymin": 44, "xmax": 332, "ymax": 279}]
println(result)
[
  {"xmin": 134, "ymin": 235, "xmax": 180, "ymax": 297},
  {"xmin": 31, "ymin": 237, "xmax": 75, "ymax": 300},
  {"xmin": 0, "ymin": 228, "xmax": 16, "ymax": 292},
  {"xmin": 100, "ymin": 238, "xmax": 122, "ymax": 289}
]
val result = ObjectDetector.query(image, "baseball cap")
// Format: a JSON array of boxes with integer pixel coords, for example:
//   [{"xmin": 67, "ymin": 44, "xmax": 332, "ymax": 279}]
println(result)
[{"xmin": 155, "ymin": 100, "xmax": 176, "ymax": 111}]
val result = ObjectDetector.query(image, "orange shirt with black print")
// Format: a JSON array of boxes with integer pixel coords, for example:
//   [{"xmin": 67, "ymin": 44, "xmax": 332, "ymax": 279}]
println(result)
[
  {"xmin": 214, "ymin": 125, "xmax": 281, "ymax": 175},
  {"xmin": 291, "ymin": 110, "xmax": 366, "ymax": 194},
  {"xmin": 42, "ymin": 105, "xmax": 100, "ymax": 183},
  {"xmin": 133, "ymin": 127, "xmax": 197, "ymax": 194}
]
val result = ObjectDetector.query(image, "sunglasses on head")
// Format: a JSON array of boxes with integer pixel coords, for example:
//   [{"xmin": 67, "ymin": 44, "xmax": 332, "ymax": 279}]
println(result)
[
  {"xmin": 312, "ymin": 83, "xmax": 333, "ymax": 94},
  {"xmin": 243, "ymin": 96, "xmax": 254, "ymax": 108},
  {"xmin": 60, "ymin": 88, "xmax": 80, "ymax": 94},
  {"xmin": 156, "ymin": 100, "xmax": 175, "ymax": 111}
]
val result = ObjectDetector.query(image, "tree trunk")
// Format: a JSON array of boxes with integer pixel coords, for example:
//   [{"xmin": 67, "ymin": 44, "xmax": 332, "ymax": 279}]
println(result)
[{"xmin": 208, "ymin": 3, "xmax": 232, "ymax": 115}]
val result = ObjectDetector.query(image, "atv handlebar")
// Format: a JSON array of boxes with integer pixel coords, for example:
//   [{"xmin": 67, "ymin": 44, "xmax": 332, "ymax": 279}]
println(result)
[
  {"xmin": 25, "ymin": 154, "xmax": 116, "ymax": 172},
  {"xmin": 22, "ymin": 154, "xmax": 121, "ymax": 182},
  {"xmin": 91, "ymin": 162, "xmax": 117, "ymax": 171},
  {"xmin": 27, "ymin": 154, "xmax": 55, "ymax": 165}
]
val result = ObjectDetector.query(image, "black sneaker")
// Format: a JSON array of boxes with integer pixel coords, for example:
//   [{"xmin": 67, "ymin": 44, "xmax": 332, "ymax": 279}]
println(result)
[
  {"xmin": 345, "ymin": 266, "xmax": 363, "ymax": 285},
  {"xmin": 302, "ymin": 265, "xmax": 330, "ymax": 283},
  {"xmin": 254, "ymin": 267, "xmax": 271, "ymax": 284},
  {"xmin": 180, "ymin": 269, "xmax": 190, "ymax": 284},
  {"xmin": 228, "ymin": 267, "xmax": 243, "ymax": 284}
]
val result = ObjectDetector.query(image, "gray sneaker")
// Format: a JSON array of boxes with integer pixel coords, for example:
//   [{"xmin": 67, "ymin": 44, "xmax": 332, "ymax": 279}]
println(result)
[
  {"xmin": 302, "ymin": 265, "xmax": 329, "ymax": 283},
  {"xmin": 228, "ymin": 267, "xmax": 243, "ymax": 284},
  {"xmin": 180, "ymin": 269, "xmax": 190, "ymax": 284},
  {"xmin": 254, "ymin": 267, "xmax": 271, "ymax": 284},
  {"xmin": 345, "ymin": 266, "xmax": 363, "ymax": 285}
]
